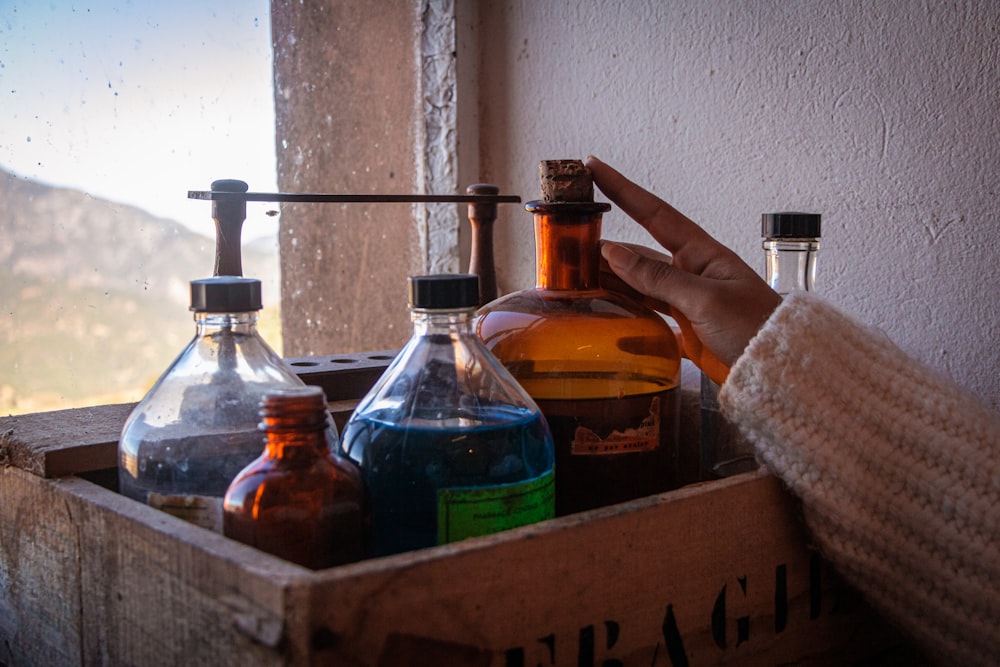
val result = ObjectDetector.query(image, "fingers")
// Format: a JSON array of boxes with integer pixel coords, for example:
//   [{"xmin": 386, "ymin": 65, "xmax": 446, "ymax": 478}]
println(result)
[
  {"xmin": 589, "ymin": 155, "xmax": 777, "ymax": 382},
  {"xmin": 600, "ymin": 241, "xmax": 700, "ymax": 316},
  {"xmin": 604, "ymin": 240, "xmax": 673, "ymax": 266},
  {"xmin": 586, "ymin": 155, "xmax": 712, "ymax": 259},
  {"xmin": 598, "ymin": 240, "xmax": 675, "ymax": 310},
  {"xmin": 600, "ymin": 241, "xmax": 732, "ymax": 383}
]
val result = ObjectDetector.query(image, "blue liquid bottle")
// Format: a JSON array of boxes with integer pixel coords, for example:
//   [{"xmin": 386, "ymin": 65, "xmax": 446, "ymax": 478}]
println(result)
[{"xmin": 340, "ymin": 274, "xmax": 555, "ymax": 557}]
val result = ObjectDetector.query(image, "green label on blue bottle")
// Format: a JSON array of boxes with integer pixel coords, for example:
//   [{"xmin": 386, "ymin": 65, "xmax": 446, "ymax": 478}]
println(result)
[{"xmin": 437, "ymin": 470, "xmax": 555, "ymax": 544}]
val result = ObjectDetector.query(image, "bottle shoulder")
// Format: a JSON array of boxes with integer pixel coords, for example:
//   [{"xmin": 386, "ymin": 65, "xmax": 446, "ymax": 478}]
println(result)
[
  {"xmin": 475, "ymin": 288, "xmax": 681, "ymax": 394},
  {"xmin": 120, "ymin": 331, "xmax": 303, "ymax": 437},
  {"xmin": 344, "ymin": 332, "xmax": 546, "ymax": 434},
  {"xmin": 477, "ymin": 288, "xmax": 679, "ymax": 355},
  {"xmin": 479, "ymin": 287, "xmax": 674, "ymax": 326},
  {"xmin": 223, "ymin": 454, "xmax": 364, "ymax": 509}
]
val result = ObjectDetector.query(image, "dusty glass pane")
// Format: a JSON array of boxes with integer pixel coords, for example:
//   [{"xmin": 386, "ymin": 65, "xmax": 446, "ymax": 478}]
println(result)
[{"xmin": 0, "ymin": 0, "xmax": 279, "ymax": 415}]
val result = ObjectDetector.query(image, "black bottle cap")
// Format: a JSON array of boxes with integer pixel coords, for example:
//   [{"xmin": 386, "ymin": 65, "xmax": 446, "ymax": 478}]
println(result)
[
  {"xmin": 408, "ymin": 274, "xmax": 480, "ymax": 310},
  {"xmin": 211, "ymin": 179, "xmax": 249, "ymax": 193},
  {"xmin": 762, "ymin": 212, "xmax": 821, "ymax": 239},
  {"xmin": 190, "ymin": 276, "xmax": 262, "ymax": 313}
]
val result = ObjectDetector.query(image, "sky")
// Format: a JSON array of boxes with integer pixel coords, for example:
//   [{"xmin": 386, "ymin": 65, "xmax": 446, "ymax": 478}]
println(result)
[{"xmin": 0, "ymin": 0, "xmax": 279, "ymax": 241}]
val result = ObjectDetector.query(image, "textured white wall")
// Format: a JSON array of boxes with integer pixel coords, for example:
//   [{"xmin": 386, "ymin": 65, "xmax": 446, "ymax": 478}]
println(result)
[{"xmin": 474, "ymin": 0, "xmax": 1000, "ymax": 409}]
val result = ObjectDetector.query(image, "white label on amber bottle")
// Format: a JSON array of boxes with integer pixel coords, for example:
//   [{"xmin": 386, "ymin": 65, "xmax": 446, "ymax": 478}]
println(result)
[
  {"xmin": 570, "ymin": 396, "xmax": 661, "ymax": 455},
  {"xmin": 148, "ymin": 493, "xmax": 224, "ymax": 533}
]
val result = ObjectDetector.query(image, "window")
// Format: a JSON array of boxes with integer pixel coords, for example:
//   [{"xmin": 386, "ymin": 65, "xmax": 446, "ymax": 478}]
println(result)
[{"xmin": 1, "ymin": 0, "xmax": 279, "ymax": 414}]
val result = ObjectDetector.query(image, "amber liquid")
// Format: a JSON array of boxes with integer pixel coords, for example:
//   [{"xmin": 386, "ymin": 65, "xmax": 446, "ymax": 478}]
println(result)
[{"xmin": 478, "ymin": 291, "xmax": 681, "ymax": 515}]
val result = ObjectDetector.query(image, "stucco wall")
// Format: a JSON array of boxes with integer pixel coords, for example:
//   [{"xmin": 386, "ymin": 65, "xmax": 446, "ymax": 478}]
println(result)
[
  {"xmin": 272, "ymin": 0, "xmax": 426, "ymax": 356},
  {"xmin": 473, "ymin": 0, "xmax": 1000, "ymax": 409},
  {"xmin": 273, "ymin": 0, "xmax": 466, "ymax": 357}
]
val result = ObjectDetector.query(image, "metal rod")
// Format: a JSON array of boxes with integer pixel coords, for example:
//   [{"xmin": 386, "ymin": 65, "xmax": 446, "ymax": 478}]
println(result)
[{"xmin": 188, "ymin": 191, "xmax": 522, "ymax": 204}]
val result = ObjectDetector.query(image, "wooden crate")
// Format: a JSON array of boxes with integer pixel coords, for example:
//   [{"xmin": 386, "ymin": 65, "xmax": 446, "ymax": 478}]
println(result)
[{"xmin": 0, "ymin": 352, "xmax": 913, "ymax": 666}]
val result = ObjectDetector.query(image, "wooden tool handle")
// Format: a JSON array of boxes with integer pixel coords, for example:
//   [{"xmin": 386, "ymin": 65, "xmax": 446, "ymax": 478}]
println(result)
[{"xmin": 466, "ymin": 183, "xmax": 500, "ymax": 306}]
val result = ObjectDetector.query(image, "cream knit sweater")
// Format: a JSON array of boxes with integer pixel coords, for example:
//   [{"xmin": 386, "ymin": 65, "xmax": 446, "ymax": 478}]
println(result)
[{"xmin": 720, "ymin": 291, "xmax": 1000, "ymax": 666}]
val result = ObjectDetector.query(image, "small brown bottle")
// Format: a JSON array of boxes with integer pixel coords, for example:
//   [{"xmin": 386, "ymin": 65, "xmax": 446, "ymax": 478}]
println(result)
[{"xmin": 223, "ymin": 385, "xmax": 367, "ymax": 568}]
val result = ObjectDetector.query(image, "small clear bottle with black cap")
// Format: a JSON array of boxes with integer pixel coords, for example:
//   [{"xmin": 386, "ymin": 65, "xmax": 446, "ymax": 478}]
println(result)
[
  {"xmin": 118, "ymin": 276, "xmax": 307, "ymax": 532},
  {"xmin": 340, "ymin": 274, "xmax": 556, "ymax": 557},
  {"xmin": 761, "ymin": 211, "xmax": 821, "ymax": 294},
  {"xmin": 699, "ymin": 211, "xmax": 821, "ymax": 479}
]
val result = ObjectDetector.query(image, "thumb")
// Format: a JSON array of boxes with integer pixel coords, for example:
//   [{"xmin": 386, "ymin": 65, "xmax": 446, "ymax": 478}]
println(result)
[
  {"xmin": 600, "ymin": 241, "xmax": 693, "ymax": 310},
  {"xmin": 602, "ymin": 241, "xmax": 730, "ymax": 383}
]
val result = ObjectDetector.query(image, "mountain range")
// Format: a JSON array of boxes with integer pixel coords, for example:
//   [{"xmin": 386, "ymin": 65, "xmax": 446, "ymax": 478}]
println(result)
[{"xmin": 0, "ymin": 167, "xmax": 281, "ymax": 414}]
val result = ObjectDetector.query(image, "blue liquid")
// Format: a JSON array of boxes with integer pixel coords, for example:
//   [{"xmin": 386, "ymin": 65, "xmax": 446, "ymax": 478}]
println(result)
[{"xmin": 341, "ymin": 406, "xmax": 553, "ymax": 556}]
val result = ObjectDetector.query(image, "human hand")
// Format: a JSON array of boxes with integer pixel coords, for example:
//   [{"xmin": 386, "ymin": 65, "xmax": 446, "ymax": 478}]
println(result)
[{"xmin": 586, "ymin": 156, "xmax": 781, "ymax": 384}]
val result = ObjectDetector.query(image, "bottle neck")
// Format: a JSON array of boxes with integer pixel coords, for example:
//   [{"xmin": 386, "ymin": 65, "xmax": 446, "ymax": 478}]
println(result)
[
  {"xmin": 529, "ymin": 202, "xmax": 609, "ymax": 290},
  {"xmin": 193, "ymin": 311, "xmax": 260, "ymax": 373},
  {"xmin": 194, "ymin": 311, "xmax": 259, "ymax": 334},
  {"xmin": 411, "ymin": 308, "xmax": 477, "ymax": 337},
  {"xmin": 763, "ymin": 238, "xmax": 819, "ymax": 295},
  {"xmin": 261, "ymin": 391, "xmax": 330, "ymax": 459},
  {"xmin": 264, "ymin": 425, "xmax": 329, "ymax": 459}
]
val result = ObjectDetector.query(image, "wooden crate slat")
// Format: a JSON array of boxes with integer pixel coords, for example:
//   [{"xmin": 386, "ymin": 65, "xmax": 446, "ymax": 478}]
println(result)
[
  {"xmin": 0, "ymin": 352, "xmax": 392, "ymax": 479},
  {"xmin": 0, "ymin": 353, "xmax": 917, "ymax": 665},
  {"xmin": 1, "ymin": 462, "xmax": 907, "ymax": 665},
  {"xmin": 0, "ymin": 403, "xmax": 134, "ymax": 477},
  {"xmin": 0, "ymin": 467, "xmax": 86, "ymax": 665},
  {"xmin": 298, "ymin": 472, "xmax": 903, "ymax": 665},
  {"xmin": 0, "ymin": 465, "xmax": 306, "ymax": 665}
]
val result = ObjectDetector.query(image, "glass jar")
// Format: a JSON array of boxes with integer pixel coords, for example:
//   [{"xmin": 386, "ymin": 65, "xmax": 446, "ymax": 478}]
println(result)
[
  {"xmin": 118, "ymin": 276, "xmax": 307, "ymax": 532},
  {"xmin": 223, "ymin": 385, "xmax": 366, "ymax": 568},
  {"xmin": 762, "ymin": 212, "xmax": 821, "ymax": 293},
  {"xmin": 700, "ymin": 211, "xmax": 821, "ymax": 479},
  {"xmin": 476, "ymin": 161, "xmax": 682, "ymax": 515},
  {"xmin": 340, "ymin": 274, "xmax": 555, "ymax": 557}
]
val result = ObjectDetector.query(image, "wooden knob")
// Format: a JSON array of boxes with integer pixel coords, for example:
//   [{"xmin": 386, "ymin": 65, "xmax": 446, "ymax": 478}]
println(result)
[
  {"xmin": 211, "ymin": 179, "xmax": 248, "ymax": 277},
  {"xmin": 466, "ymin": 183, "xmax": 499, "ymax": 306}
]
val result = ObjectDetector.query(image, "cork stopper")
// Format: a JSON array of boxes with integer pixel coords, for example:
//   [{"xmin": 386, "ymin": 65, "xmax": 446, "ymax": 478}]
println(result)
[{"xmin": 538, "ymin": 159, "xmax": 594, "ymax": 202}]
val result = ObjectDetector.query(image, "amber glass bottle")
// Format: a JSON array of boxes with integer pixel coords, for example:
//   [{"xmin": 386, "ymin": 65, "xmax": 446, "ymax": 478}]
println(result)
[
  {"xmin": 476, "ymin": 160, "xmax": 682, "ymax": 515},
  {"xmin": 223, "ymin": 386, "xmax": 367, "ymax": 569}
]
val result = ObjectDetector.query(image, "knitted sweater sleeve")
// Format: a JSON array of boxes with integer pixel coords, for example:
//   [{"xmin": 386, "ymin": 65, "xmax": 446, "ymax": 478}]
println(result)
[{"xmin": 719, "ymin": 291, "xmax": 1000, "ymax": 666}]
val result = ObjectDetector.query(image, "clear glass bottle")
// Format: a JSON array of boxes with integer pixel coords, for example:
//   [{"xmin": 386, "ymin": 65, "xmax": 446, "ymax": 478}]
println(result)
[
  {"xmin": 118, "ymin": 276, "xmax": 306, "ymax": 532},
  {"xmin": 762, "ymin": 212, "xmax": 821, "ymax": 293},
  {"xmin": 340, "ymin": 274, "xmax": 556, "ymax": 557},
  {"xmin": 476, "ymin": 160, "xmax": 682, "ymax": 516},
  {"xmin": 223, "ymin": 385, "xmax": 367, "ymax": 569},
  {"xmin": 699, "ymin": 211, "xmax": 821, "ymax": 479}
]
